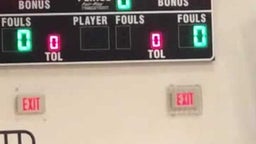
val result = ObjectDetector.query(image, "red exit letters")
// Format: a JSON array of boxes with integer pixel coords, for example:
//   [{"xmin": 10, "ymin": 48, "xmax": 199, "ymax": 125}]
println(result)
[
  {"xmin": 22, "ymin": 97, "xmax": 40, "ymax": 111},
  {"xmin": 17, "ymin": 95, "xmax": 45, "ymax": 114},
  {"xmin": 176, "ymin": 92, "xmax": 194, "ymax": 106}
]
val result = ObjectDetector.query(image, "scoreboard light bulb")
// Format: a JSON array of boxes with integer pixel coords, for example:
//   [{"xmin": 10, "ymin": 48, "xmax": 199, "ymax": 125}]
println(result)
[
  {"xmin": 47, "ymin": 34, "xmax": 61, "ymax": 52},
  {"xmin": 193, "ymin": 25, "xmax": 208, "ymax": 48},
  {"xmin": 116, "ymin": 0, "xmax": 132, "ymax": 11},
  {"xmin": 150, "ymin": 32, "xmax": 163, "ymax": 50},
  {"xmin": 17, "ymin": 29, "xmax": 32, "ymax": 52}
]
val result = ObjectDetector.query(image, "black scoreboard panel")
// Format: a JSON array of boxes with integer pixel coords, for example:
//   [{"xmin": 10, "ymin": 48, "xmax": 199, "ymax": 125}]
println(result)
[{"xmin": 0, "ymin": 0, "xmax": 213, "ymax": 65}]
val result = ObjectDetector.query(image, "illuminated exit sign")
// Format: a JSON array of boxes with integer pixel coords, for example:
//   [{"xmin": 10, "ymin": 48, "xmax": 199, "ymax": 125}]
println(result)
[
  {"xmin": 16, "ymin": 95, "xmax": 45, "ymax": 114},
  {"xmin": 176, "ymin": 92, "xmax": 194, "ymax": 107},
  {"xmin": 168, "ymin": 85, "xmax": 202, "ymax": 116},
  {"xmin": 0, "ymin": 0, "xmax": 213, "ymax": 65}
]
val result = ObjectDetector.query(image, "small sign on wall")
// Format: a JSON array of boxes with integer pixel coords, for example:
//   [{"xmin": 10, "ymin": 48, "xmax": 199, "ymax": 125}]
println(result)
[
  {"xmin": 168, "ymin": 85, "xmax": 202, "ymax": 116},
  {"xmin": 16, "ymin": 95, "xmax": 45, "ymax": 114}
]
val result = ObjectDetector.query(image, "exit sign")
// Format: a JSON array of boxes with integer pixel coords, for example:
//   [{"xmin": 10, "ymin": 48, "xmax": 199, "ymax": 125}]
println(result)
[
  {"xmin": 168, "ymin": 85, "xmax": 202, "ymax": 116},
  {"xmin": 176, "ymin": 92, "xmax": 194, "ymax": 107},
  {"xmin": 16, "ymin": 95, "xmax": 45, "ymax": 114}
]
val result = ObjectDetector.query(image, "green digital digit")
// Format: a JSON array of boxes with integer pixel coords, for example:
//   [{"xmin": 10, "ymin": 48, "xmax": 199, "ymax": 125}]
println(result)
[
  {"xmin": 116, "ymin": 0, "xmax": 132, "ymax": 11},
  {"xmin": 17, "ymin": 29, "xmax": 32, "ymax": 52},
  {"xmin": 193, "ymin": 25, "xmax": 208, "ymax": 48}
]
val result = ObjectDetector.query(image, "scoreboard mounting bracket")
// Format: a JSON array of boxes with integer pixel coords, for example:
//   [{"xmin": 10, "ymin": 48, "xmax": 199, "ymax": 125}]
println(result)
[{"xmin": 0, "ymin": 0, "xmax": 214, "ymax": 65}]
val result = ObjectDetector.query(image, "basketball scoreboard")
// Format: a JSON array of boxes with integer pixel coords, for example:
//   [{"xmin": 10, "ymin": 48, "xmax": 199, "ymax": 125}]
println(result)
[{"xmin": 0, "ymin": 0, "xmax": 213, "ymax": 65}]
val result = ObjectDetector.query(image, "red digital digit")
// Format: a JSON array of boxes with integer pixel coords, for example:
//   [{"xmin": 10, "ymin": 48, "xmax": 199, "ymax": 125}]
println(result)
[
  {"xmin": 47, "ymin": 34, "xmax": 61, "ymax": 52},
  {"xmin": 150, "ymin": 32, "xmax": 163, "ymax": 49}
]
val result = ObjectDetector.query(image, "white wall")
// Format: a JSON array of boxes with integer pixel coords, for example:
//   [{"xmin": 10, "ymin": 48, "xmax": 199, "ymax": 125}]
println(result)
[{"xmin": 0, "ymin": 0, "xmax": 256, "ymax": 144}]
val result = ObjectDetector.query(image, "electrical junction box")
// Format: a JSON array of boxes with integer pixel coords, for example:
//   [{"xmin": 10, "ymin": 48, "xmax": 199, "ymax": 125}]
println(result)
[{"xmin": 0, "ymin": 0, "xmax": 213, "ymax": 65}]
